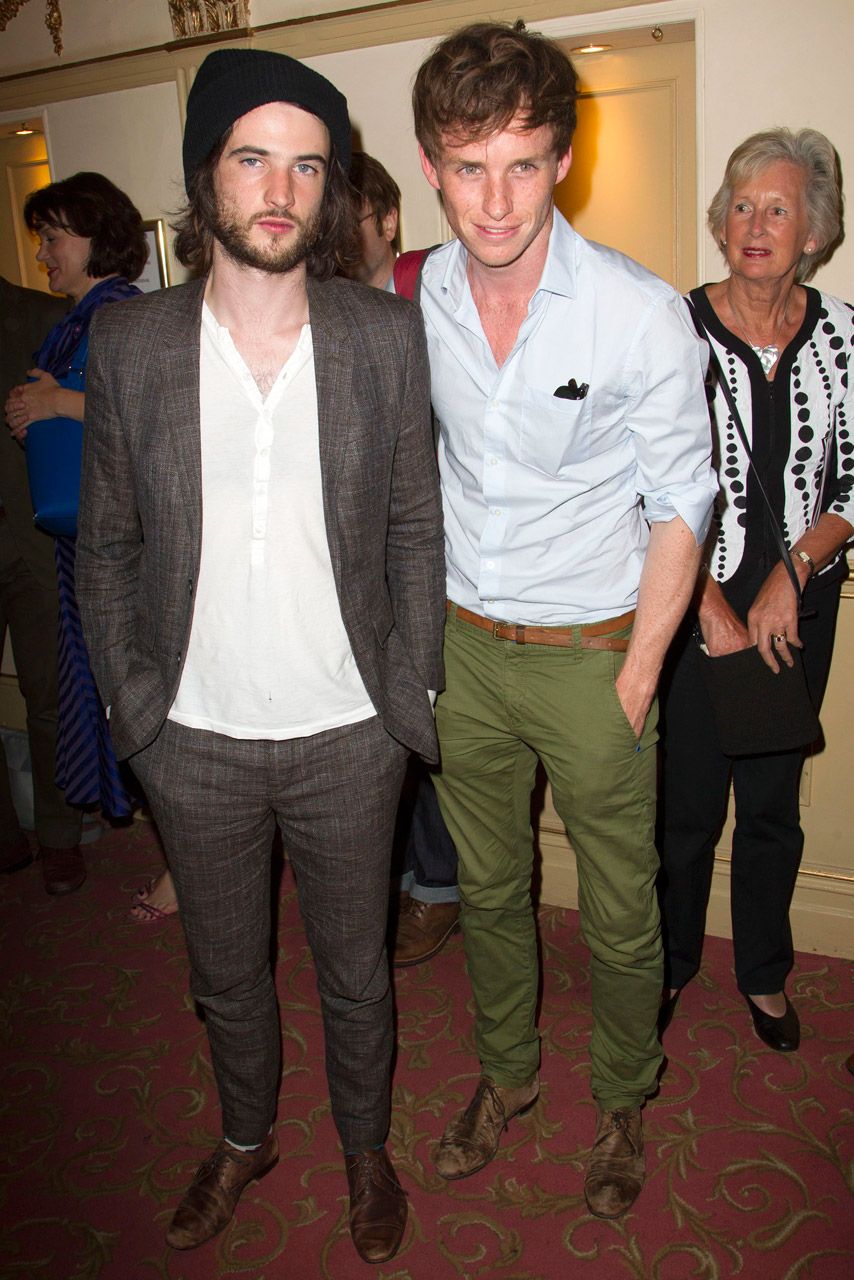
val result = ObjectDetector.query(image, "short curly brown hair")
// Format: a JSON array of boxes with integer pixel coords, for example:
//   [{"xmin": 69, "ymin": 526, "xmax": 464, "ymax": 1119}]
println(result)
[{"xmin": 413, "ymin": 20, "xmax": 578, "ymax": 163}]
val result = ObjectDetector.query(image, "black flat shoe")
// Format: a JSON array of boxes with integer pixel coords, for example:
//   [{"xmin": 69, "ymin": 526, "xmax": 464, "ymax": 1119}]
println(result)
[
  {"xmin": 744, "ymin": 994, "xmax": 800, "ymax": 1053},
  {"xmin": 657, "ymin": 990, "xmax": 680, "ymax": 1038}
]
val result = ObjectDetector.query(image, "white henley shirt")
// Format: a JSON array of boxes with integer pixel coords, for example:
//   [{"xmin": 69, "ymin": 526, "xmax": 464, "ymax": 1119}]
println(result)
[{"xmin": 168, "ymin": 303, "xmax": 375, "ymax": 739}]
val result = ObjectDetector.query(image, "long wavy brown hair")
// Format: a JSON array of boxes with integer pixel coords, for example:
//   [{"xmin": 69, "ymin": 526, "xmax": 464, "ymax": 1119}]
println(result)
[{"xmin": 172, "ymin": 126, "xmax": 358, "ymax": 281}]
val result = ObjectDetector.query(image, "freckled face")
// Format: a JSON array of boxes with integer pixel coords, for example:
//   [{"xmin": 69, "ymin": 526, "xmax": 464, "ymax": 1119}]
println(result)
[
  {"xmin": 35, "ymin": 223, "xmax": 93, "ymax": 301},
  {"xmin": 723, "ymin": 160, "xmax": 817, "ymax": 286},
  {"xmin": 419, "ymin": 116, "xmax": 572, "ymax": 273},
  {"xmin": 211, "ymin": 100, "xmax": 330, "ymax": 274}
]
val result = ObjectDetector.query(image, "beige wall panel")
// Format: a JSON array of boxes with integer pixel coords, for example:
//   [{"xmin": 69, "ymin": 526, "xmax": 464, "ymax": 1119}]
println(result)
[
  {"xmin": 555, "ymin": 36, "xmax": 695, "ymax": 291},
  {"xmin": 559, "ymin": 83, "xmax": 678, "ymax": 284}
]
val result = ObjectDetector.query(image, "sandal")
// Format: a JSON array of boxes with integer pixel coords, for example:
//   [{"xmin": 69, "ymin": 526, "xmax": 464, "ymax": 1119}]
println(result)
[{"xmin": 130, "ymin": 874, "xmax": 179, "ymax": 924}]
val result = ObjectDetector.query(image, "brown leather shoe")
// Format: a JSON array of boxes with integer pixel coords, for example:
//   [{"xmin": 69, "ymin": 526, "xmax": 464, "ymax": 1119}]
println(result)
[
  {"xmin": 166, "ymin": 1134, "xmax": 278, "ymax": 1250},
  {"xmin": 345, "ymin": 1146, "xmax": 407, "ymax": 1264},
  {"xmin": 584, "ymin": 1107, "xmax": 645, "ymax": 1219},
  {"xmin": 392, "ymin": 897, "xmax": 460, "ymax": 967},
  {"xmin": 0, "ymin": 832, "xmax": 33, "ymax": 874},
  {"xmin": 434, "ymin": 1073, "xmax": 539, "ymax": 1180},
  {"xmin": 40, "ymin": 844, "xmax": 85, "ymax": 895}
]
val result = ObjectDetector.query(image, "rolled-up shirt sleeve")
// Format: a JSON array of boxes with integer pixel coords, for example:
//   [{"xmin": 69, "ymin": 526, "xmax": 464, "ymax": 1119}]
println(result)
[{"xmin": 628, "ymin": 293, "xmax": 718, "ymax": 543}]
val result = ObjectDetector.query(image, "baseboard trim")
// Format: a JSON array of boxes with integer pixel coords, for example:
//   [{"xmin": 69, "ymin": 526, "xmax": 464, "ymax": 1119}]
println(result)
[{"xmin": 539, "ymin": 829, "xmax": 854, "ymax": 961}]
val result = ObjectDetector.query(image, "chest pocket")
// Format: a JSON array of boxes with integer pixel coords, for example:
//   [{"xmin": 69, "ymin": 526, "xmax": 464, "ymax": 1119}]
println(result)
[{"xmin": 521, "ymin": 385, "xmax": 592, "ymax": 474}]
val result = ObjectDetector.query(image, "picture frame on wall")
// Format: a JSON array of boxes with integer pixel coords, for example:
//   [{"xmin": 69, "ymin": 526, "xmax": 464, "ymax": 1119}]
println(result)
[{"xmin": 137, "ymin": 219, "xmax": 170, "ymax": 292}]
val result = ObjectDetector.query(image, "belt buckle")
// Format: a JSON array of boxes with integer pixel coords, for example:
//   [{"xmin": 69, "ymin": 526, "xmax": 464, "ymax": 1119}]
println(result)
[{"xmin": 492, "ymin": 620, "xmax": 523, "ymax": 643}]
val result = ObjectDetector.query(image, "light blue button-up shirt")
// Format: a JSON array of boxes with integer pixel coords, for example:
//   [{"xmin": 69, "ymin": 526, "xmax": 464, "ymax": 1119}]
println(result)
[{"xmin": 419, "ymin": 212, "xmax": 716, "ymax": 625}]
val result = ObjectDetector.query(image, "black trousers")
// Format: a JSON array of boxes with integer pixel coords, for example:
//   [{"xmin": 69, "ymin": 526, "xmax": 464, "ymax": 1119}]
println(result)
[
  {"xmin": 658, "ymin": 582, "xmax": 841, "ymax": 995},
  {"xmin": 393, "ymin": 759, "xmax": 458, "ymax": 891}
]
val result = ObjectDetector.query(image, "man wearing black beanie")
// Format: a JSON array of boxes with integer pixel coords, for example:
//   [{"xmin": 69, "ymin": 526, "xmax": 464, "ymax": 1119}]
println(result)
[{"xmin": 76, "ymin": 47, "xmax": 444, "ymax": 1265}]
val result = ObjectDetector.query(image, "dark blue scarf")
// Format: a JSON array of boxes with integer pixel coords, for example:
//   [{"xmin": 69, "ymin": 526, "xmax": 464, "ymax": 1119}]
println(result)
[{"xmin": 35, "ymin": 275, "xmax": 141, "ymax": 378}]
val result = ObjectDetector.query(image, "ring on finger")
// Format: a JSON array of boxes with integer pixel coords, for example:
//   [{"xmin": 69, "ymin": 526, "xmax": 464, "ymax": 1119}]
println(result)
[{"xmin": 772, "ymin": 632, "xmax": 787, "ymax": 644}]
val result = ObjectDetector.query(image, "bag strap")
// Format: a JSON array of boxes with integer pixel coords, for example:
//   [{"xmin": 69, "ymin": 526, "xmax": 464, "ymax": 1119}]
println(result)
[
  {"xmin": 392, "ymin": 245, "xmax": 441, "ymax": 304},
  {"xmin": 687, "ymin": 299, "xmax": 804, "ymax": 611}
]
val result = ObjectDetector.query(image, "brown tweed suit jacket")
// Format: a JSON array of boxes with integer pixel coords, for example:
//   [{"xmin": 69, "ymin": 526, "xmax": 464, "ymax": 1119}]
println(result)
[{"xmin": 75, "ymin": 275, "xmax": 445, "ymax": 763}]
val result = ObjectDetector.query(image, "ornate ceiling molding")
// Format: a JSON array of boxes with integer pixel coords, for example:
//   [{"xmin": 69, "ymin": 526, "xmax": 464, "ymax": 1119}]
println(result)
[
  {"xmin": 167, "ymin": 1, "xmax": 251, "ymax": 40},
  {"xmin": 0, "ymin": 0, "xmax": 63, "ymax": 56}
]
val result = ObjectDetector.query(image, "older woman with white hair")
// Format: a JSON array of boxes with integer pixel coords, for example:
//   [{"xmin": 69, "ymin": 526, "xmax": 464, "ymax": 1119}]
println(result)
[{"xmin": 658, "ymin": 128, "xmax": 853, "ymax": 1051}]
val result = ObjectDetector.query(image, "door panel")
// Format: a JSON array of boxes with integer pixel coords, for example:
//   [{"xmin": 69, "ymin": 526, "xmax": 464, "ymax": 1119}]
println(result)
[{"xmin": 555, "ymin": 35, "xmax": 696, "ymax": 291}]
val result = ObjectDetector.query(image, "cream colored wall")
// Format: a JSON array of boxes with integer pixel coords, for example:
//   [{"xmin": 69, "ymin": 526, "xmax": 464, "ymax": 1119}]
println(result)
[
  {"xmin": 304, "ymin": 40, "xmax": 444, "ymax": 253},
  {"xmin": 697, "ymin": 0, "xmax": 854, "ymax": 301},
  {"xmin": 42, "ymin": 82, "xmax": 185, "ymax": 281}
]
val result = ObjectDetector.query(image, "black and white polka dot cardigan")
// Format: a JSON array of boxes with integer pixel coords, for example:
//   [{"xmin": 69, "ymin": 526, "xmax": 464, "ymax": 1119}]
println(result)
[{"xmin": 689, "ymin": 285, "xmax": 853, "ymax": 586}]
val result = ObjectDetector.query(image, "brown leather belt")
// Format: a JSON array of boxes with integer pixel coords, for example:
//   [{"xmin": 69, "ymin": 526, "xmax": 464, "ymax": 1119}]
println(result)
[{"xmin": 448, "ymin": 602, "xmax": 634, "ymax": 652}]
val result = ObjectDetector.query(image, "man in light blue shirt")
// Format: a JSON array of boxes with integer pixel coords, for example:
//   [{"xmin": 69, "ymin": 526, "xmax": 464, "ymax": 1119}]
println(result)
[{"xmin": 411, "ymin": 21, "xmax": 716, "ymax": 1219}]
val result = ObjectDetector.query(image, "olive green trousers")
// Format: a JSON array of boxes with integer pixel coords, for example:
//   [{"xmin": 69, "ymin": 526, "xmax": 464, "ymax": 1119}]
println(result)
[{"xmin": 433, "ymin": 606, "xmax": 663, "ymax": 1111}]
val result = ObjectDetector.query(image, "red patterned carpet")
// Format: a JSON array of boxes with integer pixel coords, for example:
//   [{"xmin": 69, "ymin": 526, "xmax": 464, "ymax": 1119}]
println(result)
[{"xmin": 1, "ymin": 818, "xmax": 852, "ymax": 1280}]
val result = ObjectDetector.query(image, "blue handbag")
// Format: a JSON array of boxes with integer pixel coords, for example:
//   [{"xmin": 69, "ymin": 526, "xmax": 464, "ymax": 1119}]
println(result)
[{"xmin": 25, "ymin": 334, "xmax": 88, "ymax": 538}]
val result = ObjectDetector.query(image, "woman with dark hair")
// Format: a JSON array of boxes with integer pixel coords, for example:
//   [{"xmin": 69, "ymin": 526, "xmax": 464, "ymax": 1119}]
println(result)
[
  {"xmin": 658, "ymin": 129, "xmax": 852, "ymax": 1052},
  {"xmin": 5, "ymin": 172, "xmax": 148, "ymax": 877}
]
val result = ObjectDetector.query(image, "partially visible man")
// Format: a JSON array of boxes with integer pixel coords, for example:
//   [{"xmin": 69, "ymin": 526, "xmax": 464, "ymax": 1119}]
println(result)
[
  {"xmin": 346, "ymin": 151, "xmax": 400, "ymax": 289},
  {"xmin": 411, "ymin": 22, "xmax": 716, "ymax": 1218},
  {"xmin": 0, "ymin": 277, "xmax": 84, "ymax": 893},
  {"xmin": 345, "ymin": 151, "xmax": 461, "ymax": 966},
  {"xmin": 76, "ymin": 49, "xmax": 444, "ymax": 1264}
]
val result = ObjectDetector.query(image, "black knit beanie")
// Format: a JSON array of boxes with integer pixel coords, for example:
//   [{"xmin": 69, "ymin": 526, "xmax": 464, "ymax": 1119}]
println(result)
[{"xmin": 182, "ymin": 48, "xmax": 352, "ymax": 190}]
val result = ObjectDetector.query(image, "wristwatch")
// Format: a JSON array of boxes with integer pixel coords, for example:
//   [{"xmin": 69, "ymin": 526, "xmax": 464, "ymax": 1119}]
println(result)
[{"xmin": 792, "ymin": 549, "xmax": 815, "ymax": 576}]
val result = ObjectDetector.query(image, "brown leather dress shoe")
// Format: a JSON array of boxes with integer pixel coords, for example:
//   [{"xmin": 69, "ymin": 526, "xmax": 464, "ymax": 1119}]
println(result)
[
  {"xmin": 40, "ymin": 844, "xmax": 85, "ymax": 895},
  {"xmin": 345, "ymin": 1146, "xmax": 407, "ymax": 1264},
  {"xmin": 584, "ymin": 1107, "xmax": 645, "ymax": 1219},
  {"xmin": 0, "ymin": 831, "xmax": 33, "ymax": 874},
  {"xmin": 434, "ymin": 1073, "xmax": 539, "ymax": 1180},
  {"xmin": 166, "ymin": 1134, "xmax": 278, "ymax": 1250},
  {"xmin": 392, "ymin": 897, "xmax": 460, "ymax": 967}
]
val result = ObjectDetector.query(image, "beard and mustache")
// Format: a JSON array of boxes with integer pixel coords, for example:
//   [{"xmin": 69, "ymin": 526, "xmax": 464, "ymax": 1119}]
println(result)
[{"xmin": 210, "ymin": 196, "xmax": 323, "ymax": 275}]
